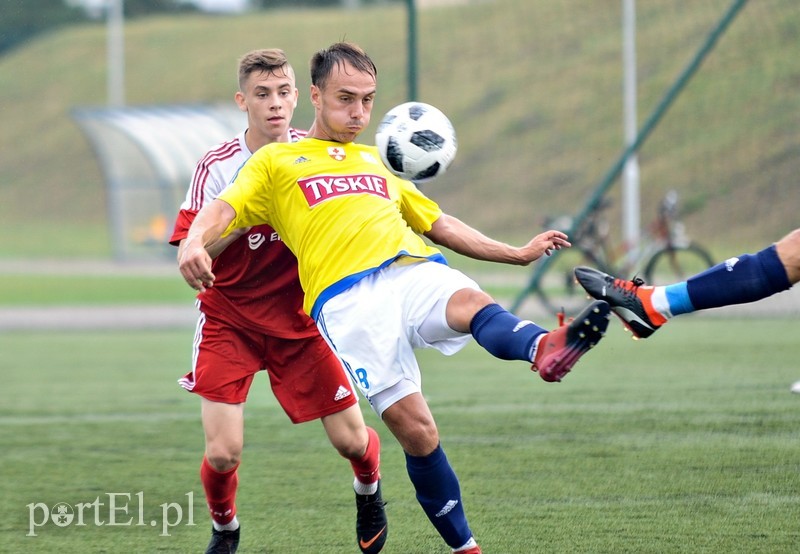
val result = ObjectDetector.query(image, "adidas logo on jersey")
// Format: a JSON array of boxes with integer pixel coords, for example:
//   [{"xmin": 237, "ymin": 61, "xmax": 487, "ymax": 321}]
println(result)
[
  {"xmin": 294, "ymin": 156, "xmax": 310, "ymax": 165},
  {"xmin": 334, "ymin": 385, "xmax": 352, "ymax": 401}
]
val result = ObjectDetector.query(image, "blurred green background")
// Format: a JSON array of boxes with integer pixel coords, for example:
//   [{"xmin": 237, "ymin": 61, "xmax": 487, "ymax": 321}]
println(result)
[
  {"xmin": 2, "ymin": 4, "xmax": 799, "ymax": 552},
  {"xmin": 1, "ymin": 0, "xmax": 798, "ymax": 264}
]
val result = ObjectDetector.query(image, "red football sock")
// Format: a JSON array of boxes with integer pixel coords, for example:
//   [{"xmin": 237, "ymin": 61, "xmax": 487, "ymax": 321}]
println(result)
[
  {"xmin": 348, "ymin": 426, "xmax": 381, "ymax": 484},
  {"xmin": 200, "ymin": 456, "xmax": 239, "ymax": 525}
]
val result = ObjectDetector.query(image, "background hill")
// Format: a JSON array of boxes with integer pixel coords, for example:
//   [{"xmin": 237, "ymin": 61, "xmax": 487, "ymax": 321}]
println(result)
[{"xmin": 1, "ymin": 0, "xmax": 798, "ymax": 261}]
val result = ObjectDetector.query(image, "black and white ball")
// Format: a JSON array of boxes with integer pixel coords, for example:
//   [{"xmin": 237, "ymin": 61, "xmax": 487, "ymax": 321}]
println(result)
[{"xmin": 375, "ymin": 102, "xmax": 457, "ymax": 183}]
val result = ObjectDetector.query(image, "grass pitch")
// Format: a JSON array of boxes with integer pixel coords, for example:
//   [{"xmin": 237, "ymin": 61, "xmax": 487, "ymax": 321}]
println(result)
[{"xmin": 1, "ymin": 318, "xmax": 799, "ymax": 553}]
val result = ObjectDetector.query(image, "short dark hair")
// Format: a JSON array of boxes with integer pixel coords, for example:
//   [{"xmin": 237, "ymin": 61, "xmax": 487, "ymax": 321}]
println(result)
[
  {"xmin": 310, "ymin": 42, "xmax": 377, "ymax": 90},
  {"xmin": 237, "ymin": 48, "xmax": 293, "ymax": 91}
]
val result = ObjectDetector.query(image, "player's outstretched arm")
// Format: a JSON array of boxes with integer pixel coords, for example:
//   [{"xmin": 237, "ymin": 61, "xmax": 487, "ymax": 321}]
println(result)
[
  {"xmin": 424, "ymin": 213, "xmax": 570, "ymax": 266},
  {"xmin": 201, "ymin": 226, "xmax": 252, "ymax": 260},
  {"xmin": 178, "ymin": 199, "xmax": 237, "ymax": 292}
]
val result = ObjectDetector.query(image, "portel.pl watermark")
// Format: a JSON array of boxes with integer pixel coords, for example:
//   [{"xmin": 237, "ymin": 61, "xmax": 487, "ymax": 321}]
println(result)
[{"xmin": 26, "ymin": 491, "xmax": 195, "ymax": 537}]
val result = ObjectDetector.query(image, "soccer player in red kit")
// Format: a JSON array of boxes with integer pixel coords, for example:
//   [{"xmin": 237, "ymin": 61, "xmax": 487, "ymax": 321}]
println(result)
[{"xmin": 169, "ymin": 49, "xmax": 386, "ymax": 554}]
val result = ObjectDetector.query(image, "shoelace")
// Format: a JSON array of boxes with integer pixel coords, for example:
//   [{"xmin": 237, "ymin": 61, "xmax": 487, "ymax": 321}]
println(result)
[
  {"xmin": 364, "ymin": 499, "xmax": 387, "ymax": 523},
  {"xmin": 358, "ymin": 496, "xmax": 387, "ymax": 526},
  {"xmin": 612, "ymin": 276, "xmax": 646, "ymax": 295}
]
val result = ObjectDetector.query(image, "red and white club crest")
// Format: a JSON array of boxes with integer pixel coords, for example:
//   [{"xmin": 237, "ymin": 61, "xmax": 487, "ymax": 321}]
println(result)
[{"xmin": 328, "ymin": 146, "xmax": 346, "ymax": 161}]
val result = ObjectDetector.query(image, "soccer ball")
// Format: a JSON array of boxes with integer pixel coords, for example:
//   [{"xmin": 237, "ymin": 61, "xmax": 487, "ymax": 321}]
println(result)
[{"xmin": 375, "ymin": 102, "xmax": 457, "ymax": 183}]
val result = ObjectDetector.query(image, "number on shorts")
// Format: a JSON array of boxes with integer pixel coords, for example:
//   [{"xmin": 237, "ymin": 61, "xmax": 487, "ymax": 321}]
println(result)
[{"xmin": 354, "ymin": 368, "xmax": 370, "ymax": 390}]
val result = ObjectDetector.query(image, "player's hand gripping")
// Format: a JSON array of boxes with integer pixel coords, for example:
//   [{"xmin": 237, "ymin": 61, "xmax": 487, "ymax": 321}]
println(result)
[{"xmin": 178, "ymin": 239, "xmax": 216, "ymax": 292}]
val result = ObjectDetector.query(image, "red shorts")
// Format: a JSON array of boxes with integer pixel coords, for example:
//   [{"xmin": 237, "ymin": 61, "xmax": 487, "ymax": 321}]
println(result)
[{"xmin": 178, "ymin": 311, "xmax": 357, "ymax": 423}]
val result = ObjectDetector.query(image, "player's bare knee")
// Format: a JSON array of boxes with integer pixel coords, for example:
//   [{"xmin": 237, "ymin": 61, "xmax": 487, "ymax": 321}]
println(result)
[
  {"xmin": 403, "ymin": 423, "xmax": 440, "ymax": 457},
  {"xmin": 380, "ymin": 392, "xmax": 440, "ymax": 455},
  {"xmin": 776, "ymin": 228, "xmax": 800, "ymax": 284},
  {"xmin": 322, "ymin": 405, "xmax": 369, "ymax": 459},
  {"xmin": 446, "ymin": 288, "xmax": 494, "ymax": 332},
  {"xmin": 205, "ymin": 445, "xmax": 241, "ymax": 471},
  {"xmin": 387, "ymin": 416, "xmax": 439, "ymax": 456},
  {"xmin": 336, "ymin": 444, "xmax": 364, "ymax": 460},
  {"xmin": 331, "ymin": 431, "xmax": 369, "ymax": 460}
]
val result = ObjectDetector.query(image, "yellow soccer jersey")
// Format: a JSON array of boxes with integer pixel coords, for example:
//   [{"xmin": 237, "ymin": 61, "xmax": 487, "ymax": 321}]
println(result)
[{"xmin": 219, "ymin": 138, "xmax": 446, "ymax": 318}]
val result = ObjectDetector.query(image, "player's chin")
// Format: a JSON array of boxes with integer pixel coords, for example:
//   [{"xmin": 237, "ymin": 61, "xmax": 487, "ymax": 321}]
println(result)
[{"xmin": 336, "ymin": 130, "xmax": 361, "ymax": 143}]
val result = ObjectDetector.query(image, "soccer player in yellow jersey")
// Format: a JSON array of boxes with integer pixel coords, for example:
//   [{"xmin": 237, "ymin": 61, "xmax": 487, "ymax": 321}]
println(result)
[
  {"xmin": 171, "ymin": 49, "xmax": 385, "ymax": 554},
  {"xmin": 180, "ymin": 42, "xmax": 611, "ymax": 554}
]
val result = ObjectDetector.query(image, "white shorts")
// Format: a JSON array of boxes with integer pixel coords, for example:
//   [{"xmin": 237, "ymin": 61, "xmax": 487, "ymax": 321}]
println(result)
[{"xmin": 316, "ymin": 259, "xmax": 480, "ymax": 416}]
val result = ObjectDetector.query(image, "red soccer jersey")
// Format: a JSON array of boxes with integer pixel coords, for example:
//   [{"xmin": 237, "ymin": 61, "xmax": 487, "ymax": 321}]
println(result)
[{"xmin": 169, "ymin": 129, "xmax": 317, "ymax": 338}]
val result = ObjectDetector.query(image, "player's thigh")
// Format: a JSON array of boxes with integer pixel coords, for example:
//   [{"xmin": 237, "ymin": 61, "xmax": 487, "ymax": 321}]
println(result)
[
  {"xmin": 381, "ymin": 392, "xmax": 439, "ymax": 456},
  {"xmin": 397, "ymin": 261, "xmax": 479, "ymax": 351},
  {"xmin": 317, "ymin": 274, "xmax": 413, "ymax": 401},
  {"xmin": 190, "ymin": 314, "xmax": 262, "ymax": 404},
  {"xmin": 321, "ymin": 404, "xmax": 368, "ymax": 456},
  {"xmin": 201, "ymin": 399, "xmax": 244, "ymax": 458}
]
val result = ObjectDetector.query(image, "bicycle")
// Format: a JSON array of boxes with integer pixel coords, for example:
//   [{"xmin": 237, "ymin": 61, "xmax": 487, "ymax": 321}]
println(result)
[{"xmin": 512, "ymin": 190, "xmax": 715, "ymax": 316}]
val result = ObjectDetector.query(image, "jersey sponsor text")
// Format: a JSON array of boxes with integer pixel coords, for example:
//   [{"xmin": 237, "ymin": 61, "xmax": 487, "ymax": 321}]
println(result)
[{"xmin": 299, "ymin": 174, "xmax": 389, "ymax": 207}]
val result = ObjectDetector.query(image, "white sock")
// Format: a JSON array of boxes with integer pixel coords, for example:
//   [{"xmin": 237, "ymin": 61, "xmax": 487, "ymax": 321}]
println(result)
[
  {"xmin": 529, "ymin": 333, "xmax": 545, "ymax": 362},
  {"xmin": 353, "ymin": 478, "xmax": 378, "ymax": 496},
  {"xmin": 212, "ymin": 515, "xmax": 239, "ymax": 532},
  {"xmin": 650, "ymin": 286, "xmax": 674, "ymax": 319},
  {"xmin": 453, "ymin": 536, "xmax": 478, "ymax": 551}
]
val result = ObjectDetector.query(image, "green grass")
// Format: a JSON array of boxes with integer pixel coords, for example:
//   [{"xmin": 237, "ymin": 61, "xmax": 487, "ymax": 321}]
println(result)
[
  {"xmin": 0, "ymin": 274, "xmax": 194, "ymax": 305},
  {"xmin": 2, "ymin": 319, "xmax": 799, "ymax": 552},
  {"xmin": 0, "ymin": 256, "xmax": 518, "ymax": 307},
  {"xmin": 0, "ymin": 222, "xmax": 113, "ymax": 259}
]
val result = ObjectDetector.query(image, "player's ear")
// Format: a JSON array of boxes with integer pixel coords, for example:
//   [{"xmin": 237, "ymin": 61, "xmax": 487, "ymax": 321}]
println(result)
[
  {"xmin": 292, "ymin": 87, "xmax": 299, "ymax": 109},
  {"xmin": 310, "ymin": 85, "xmax": 320, "ymax": 109},
  {"xmin": 234, "ymin": 91, "xmax": 247, "ymax": 112}
]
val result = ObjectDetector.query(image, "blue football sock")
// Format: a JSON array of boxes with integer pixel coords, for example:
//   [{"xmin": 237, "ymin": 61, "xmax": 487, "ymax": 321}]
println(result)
[
  {"xmin": 405, "ymin": 445, "xmax": 472, "ymax": 549},
  {"xmin": 685, "ymin": 244, "xmax": 791, "ymax": 311},
  {"xmin": 663, "ymin": 282, "xmax": 694, "ymax": 316},
  {"xmin": 470, "ymin": 303, "xmax": 547, "ymax": 362}
]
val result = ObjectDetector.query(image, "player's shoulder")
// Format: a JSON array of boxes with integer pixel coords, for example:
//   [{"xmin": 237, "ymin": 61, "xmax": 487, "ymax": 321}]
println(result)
[
  {"xmin": 197, "ymin": 135, "xmax": 245, "ymax": 167},
  {"xmin": 204, "ymin": 136, "xmax": 243, "ymax": 158}
]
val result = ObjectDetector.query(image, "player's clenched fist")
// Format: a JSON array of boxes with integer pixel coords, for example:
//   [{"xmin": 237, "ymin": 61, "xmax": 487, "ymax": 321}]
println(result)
[
  {"xmin": 178, "ymin": 239, "xmax": 215, "ymax": 292},
  {"xmin": 177, "ymin": 198, "xmax": 238, "ymax": 291}
]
